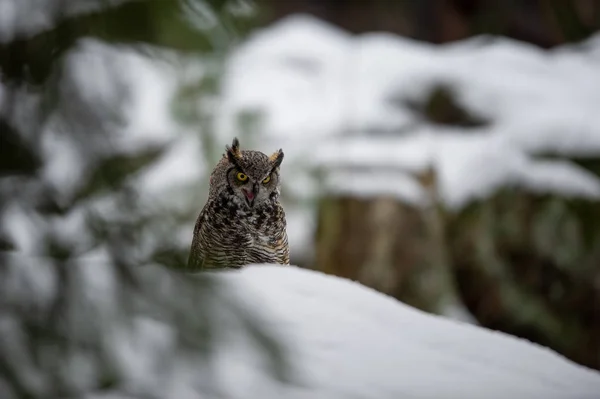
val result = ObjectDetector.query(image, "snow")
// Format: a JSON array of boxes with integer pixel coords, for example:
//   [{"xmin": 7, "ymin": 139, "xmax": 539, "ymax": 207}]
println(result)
[
  {"xmin": 215, "ymin": 14, "xmax": 600, "ymax": 210},
  {"xmin": 205, "ymin": 265, "xmax": 600, "ymax": 399},
  {"xmin": 0, "ymin": 0, "xmax": 130, "ymax": 42},
  {"xmin": 38, "ymin": 38, "xmax": 190, "ymax": 205},
  {"xmin": 323, "ymin": 169, "xmax": 428, "ymax": 206},
  {"xmin": 12, "ymin": 255, "xmax": 594, "ymax": 399},
  {"xmin": 0, "ymin": 201, "xmax": 45, "ymax": 254},
  {"xmin": 216, "ymin": 16, "xmax": 354, "ymax": 141},
  {"xmin": 64, "ymin": 39, "xmax": 181, "ymax": 151}
]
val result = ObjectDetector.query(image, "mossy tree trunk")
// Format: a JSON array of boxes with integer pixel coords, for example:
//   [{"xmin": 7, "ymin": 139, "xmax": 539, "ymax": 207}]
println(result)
[
  {"xmin": 315, "ymin": 195, "xmax": 434, "ymax": 310},
  {"xmin": 447, "ymin": 189, "xmax": 600, "ymax": 370}
]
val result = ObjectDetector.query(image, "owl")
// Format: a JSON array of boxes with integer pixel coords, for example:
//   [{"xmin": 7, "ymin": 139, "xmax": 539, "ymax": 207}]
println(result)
[{"xmin": 187, "ymin": 138, "xmax": 289, "ymax": 270}]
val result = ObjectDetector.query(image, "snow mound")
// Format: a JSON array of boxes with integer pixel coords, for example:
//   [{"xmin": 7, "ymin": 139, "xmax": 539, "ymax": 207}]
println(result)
[{"xmin": 211, "ymin": 265, "xmax": 600, "ymax": 399}]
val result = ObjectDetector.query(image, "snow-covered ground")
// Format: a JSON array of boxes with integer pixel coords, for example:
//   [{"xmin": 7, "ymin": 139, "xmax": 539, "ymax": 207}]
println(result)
[
  {"xmin": 8, "ymin": 258, "xmax": 598, "ymax": 398},
  {"xmin": 195, "ymin": 265, "xmax": 600, "ymax": 398}
]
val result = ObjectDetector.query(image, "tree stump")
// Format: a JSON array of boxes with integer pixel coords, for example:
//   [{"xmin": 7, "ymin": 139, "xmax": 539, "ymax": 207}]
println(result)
[{"xmin": 313, "ymin": 169, "xmax": 468, "ymax": 316}]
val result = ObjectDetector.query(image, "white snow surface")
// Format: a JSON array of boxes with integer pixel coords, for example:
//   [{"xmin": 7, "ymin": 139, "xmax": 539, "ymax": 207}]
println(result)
[
  {"xmin": 216, "ymin": 14, "xmax": 600, "ymax": 209},
  {"xmin": 207, "ymin": 265, "xmax": 600, "ymax": 399}
]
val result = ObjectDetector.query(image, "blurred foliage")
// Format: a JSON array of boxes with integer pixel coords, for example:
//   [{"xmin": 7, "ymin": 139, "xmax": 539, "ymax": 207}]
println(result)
[
  {"xmin": 73, "ymin": 146, "xmax": 165, "ymax": 202},
  {"xmin": 539, "ymin": 153, "xmax": 600, "ymax": 181},
  {"xmin": 0, "ymin": 0, "xmax": 250, "ymax": 86},
  {"xmin": 0, "ymin": 1, "xmax": 293, "ymax": 397},
  {"xmin": 0, "ymin": 118, "xmax": 42, "ymax": 177}
]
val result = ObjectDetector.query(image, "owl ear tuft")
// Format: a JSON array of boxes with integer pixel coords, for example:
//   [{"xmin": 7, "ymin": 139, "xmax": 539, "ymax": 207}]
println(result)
[
  {"xmin": 269, "ymin": 149, "xmax": 284, "ymax": 168},
  {"xmin": 226, "ymin": 137, "xmax": 242, "ymax": 163}
]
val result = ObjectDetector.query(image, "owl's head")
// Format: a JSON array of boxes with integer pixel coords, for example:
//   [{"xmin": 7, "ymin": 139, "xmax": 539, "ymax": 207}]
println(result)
[{"xmin": 211, "ymin": 138, "xmax": 284, "ymax": 208}]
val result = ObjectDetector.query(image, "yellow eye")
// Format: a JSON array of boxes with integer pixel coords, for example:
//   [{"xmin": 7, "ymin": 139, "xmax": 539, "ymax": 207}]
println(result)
[
  {"xmin": 262, "ymin": 175, "xmax": 271, "ymax": 184},
  {"xmin": 236, "ymin": 172, "xmax": 248, "ymax": 182}
]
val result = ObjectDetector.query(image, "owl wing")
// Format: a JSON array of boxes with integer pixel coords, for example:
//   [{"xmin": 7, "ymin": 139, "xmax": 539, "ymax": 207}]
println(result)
[
  {"xmin": 280, "ymin": 231, "xmax": 290, "ymax": 265},
  {"xmin": 187, "ymin": 212, "xmax": 206, "ymax": 270}
]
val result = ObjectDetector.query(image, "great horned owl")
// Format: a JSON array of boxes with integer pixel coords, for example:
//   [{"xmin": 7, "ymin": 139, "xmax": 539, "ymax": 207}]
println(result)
[{"xmin": 188, "ymin": 138, "xmax": 289, "ymax": 270}]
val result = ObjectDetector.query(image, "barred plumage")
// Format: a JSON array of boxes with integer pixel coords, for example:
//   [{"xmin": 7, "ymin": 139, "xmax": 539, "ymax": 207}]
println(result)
[{"xmin": 188, "ymin": 138, "xmax": 289, "ymax": 270}]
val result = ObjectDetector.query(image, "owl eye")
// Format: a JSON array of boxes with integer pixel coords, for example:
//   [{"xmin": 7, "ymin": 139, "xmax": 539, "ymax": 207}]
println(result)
[
  {"xmin": 262, "ymin": 175, "xmax": 271, "ymax": 184},
  {"xmin": 236, "ymin": 172, "xmax": 248, "ymax": 182}
]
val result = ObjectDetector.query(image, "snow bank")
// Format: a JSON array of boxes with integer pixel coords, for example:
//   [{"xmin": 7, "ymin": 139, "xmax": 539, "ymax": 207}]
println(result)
[
  {"xmin": 216, "ymin": 14, "xmax": 600, "ymax": 209},
  {"xmin": 3, "ymin": 256, "xmax": 599, "ymax": 398},
  {"xmin": 208, "ymin": 265, "xmax": 600, "ymax": 399}
]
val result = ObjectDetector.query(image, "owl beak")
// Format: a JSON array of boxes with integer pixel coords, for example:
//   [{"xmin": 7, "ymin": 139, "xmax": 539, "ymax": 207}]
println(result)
[{"xmin": 243, "ymin": 184, "xmax": 258, "ymax": 207}]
